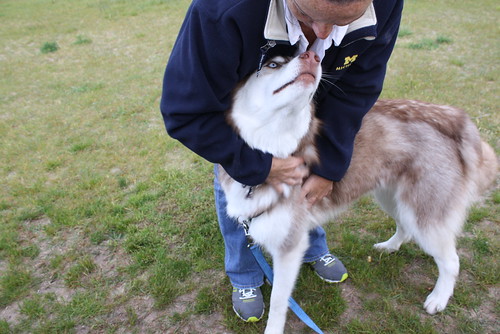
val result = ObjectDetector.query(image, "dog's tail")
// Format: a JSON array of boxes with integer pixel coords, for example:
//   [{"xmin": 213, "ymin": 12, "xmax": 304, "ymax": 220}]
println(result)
[{"xmin": 476, "ymin": 141, "xmax": 498, "ymax": 193}]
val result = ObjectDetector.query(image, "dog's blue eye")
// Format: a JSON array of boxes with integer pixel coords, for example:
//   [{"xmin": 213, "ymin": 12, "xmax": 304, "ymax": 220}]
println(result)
[{"xmin": 267, "ymin": 62, "xmax": 279, "ymax": 68}]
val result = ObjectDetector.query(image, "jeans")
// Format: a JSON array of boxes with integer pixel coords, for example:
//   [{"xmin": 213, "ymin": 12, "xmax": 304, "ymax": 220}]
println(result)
[{"xmin": 214, "ymin": 166, "xmax": 330, "ymax": 288}]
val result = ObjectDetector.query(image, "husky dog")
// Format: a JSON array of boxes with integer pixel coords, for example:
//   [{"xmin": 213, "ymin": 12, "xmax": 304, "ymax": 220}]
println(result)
[{"xmin": 217, "ymin": 51, "xmax": 497, "ymax": 334}]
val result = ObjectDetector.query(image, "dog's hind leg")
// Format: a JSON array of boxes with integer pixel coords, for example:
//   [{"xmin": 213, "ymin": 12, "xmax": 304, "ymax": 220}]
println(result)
[
  {"xmin": 415, "ymin": 195, "xmax": 468, "ymax": 314},
  {"xmin": 373, "ymin": 189, "xmax": 412, "ymax": 252},
  {"xmin": 265, "ymin": 232, "xmax": 309, "ymax": 334},
  {"xmin": 415, "ymin": 226, "xmax": 460, "ymax": 314}
]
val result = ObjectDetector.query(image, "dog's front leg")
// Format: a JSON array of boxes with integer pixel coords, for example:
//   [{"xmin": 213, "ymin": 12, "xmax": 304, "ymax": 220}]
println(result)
[{"xmin": 265, "ymin": 232, "xmax": 309, "ymax": 334}]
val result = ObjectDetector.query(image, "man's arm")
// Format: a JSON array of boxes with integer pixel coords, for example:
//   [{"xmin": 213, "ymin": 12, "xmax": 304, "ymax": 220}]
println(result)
[
  {"xmin": 160, "ymin": 1, "xmax": 273, "ymax": 186},
  {"xmin": 312, "ymin": 0, "xmax": 403, "ymax": 182}
]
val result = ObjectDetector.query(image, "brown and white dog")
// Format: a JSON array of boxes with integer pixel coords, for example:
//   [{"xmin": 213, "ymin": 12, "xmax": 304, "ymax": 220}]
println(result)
[{"xmin": 217, "ymin": 51, "xmax": 498, "ymax": 334}]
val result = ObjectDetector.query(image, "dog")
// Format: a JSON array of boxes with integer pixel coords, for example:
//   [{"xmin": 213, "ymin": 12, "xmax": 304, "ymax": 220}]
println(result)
[{"xmin": 217, "ymin": 51, "xmax": 498, "ymax": 334}]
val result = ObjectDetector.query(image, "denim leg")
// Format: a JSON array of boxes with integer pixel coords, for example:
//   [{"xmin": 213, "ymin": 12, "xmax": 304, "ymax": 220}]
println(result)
[
  {"xmin": 303, "ymin": 226, "xmax": 330, "ymax": 263},
  {"xmin": 214, "ymin": 166, "xmax": 264, "ymax": 289}
]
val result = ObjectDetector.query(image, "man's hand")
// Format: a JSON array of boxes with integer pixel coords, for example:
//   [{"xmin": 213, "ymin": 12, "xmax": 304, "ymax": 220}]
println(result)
[
  {"xmin": 267, "ymin": 156, "xmax": 307, "ymax": 192},
  {"xmin": 301, "ymin": 174, "xmax": 333, "ymax": 207}
]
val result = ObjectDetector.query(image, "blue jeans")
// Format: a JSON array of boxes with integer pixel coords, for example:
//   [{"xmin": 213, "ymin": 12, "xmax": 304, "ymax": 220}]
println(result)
[{"xmin": 214, "ymin": 166, "xmax": 330, "ymax": 289}]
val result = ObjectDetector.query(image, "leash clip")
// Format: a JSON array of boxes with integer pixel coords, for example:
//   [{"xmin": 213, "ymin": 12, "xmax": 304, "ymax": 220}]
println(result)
[{"xmin": 238, "ymin": 217, "xmax": 255, "ymax": 247}]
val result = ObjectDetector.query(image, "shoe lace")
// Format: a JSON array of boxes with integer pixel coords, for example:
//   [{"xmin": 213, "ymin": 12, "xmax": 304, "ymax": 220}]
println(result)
[
  {"xmin": 319, "ymin": 254, "xmax": 336, "ymax": 266},
  {"xmin": 239, "ymin": 288, "xmax": 257, "ymax": 300}
]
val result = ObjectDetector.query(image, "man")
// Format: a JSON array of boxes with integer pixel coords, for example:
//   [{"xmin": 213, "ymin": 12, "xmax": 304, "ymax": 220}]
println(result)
[{"xmin": 161, "ymin": 0, "xmax": 403, "ymax": 322}]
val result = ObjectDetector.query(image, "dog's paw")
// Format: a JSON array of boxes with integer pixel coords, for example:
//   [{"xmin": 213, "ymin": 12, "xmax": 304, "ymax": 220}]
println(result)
[
  {"xmin": 424, "ymin": 291, "xmax": 448, "ymax": 315},
  {"xmin": 373, "ymin": 241, "xmax": 399, "ymax": 253}
]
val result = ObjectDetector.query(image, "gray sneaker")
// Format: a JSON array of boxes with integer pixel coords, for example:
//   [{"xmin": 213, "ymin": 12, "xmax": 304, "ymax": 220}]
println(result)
[
  {"xmin": 232, "ymin": 287, "xmax": 264, "ymax": 322},
  {"xmin": 310, "ymin": 253, "xmax": 348, "ymax": 283}
]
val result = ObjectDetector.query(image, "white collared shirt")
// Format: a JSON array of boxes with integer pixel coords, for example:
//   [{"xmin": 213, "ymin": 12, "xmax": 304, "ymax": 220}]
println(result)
[{"xmin": 283, "ymin": 0, "xmax": 348, "ymax": 60}]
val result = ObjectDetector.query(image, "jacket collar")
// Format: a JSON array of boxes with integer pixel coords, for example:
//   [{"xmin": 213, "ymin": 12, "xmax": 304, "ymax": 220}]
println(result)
[{"xmin": 264, "ymin": 0, "xmax": 377, "ymax": 42}]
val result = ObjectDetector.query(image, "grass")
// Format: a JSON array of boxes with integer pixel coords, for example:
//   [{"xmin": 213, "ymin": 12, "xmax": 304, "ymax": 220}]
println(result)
[
  {"xmin": 39, "ymin": 41, "xmax": 59, "ymax": 54},
  {"xmin": 407, "ymin": 37, "xmax": 452, "ymax": 50},
  {"xmin": 0, "ymin": 0, "xmax": 498, "ymax": 333}
]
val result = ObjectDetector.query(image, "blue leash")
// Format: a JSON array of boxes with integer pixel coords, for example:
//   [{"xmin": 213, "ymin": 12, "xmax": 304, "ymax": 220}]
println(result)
[{"xmin": 244, "ymin": 226, "xmax": 324, "ymax": 334}]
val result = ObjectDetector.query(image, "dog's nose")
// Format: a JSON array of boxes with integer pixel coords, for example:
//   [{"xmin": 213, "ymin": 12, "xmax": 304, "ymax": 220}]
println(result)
[{"xmin": 299, "ymin": 51, "xmax": 320, "ymax": 63}]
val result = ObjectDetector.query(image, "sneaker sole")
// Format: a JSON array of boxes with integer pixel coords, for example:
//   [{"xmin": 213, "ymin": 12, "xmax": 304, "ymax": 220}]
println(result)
[
  {"xmin": 315, "ymin": 272, "xmax": 348, "ymax": 284},
  {"xmin": 232, "ymin": 305, "xmax": 265, "ymax": 323}
]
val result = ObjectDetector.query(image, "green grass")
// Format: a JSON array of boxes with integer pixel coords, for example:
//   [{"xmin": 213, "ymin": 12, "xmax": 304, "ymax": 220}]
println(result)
[
  {"xmin": 40, "ymin": 41, "xmax": 59, "ymax": 54},
  {"xmin": 0, "ymin": 268, "xmax": 33, "ymax": 308},
  {"xmin": 0, "ymin": 0, "xmax": 498, "ymax": 333},
  {"xmin": 73, "ymin": 35, "xmax": 92, "ymax": 46},
  {"xmin": 64, "ymin": 256, "xmax": 97, "ymax": 288}
]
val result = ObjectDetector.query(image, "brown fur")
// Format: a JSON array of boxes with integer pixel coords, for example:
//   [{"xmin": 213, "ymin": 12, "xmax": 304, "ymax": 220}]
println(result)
[{"xmin": 320, "ymin": 100, "xmax": 496, "ymax": 225}]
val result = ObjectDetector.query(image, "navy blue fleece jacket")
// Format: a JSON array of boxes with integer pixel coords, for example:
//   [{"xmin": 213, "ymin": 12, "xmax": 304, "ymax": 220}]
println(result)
[{"xmin": 161, "ymin": 0, "xmax": 403, "ymax": 186}]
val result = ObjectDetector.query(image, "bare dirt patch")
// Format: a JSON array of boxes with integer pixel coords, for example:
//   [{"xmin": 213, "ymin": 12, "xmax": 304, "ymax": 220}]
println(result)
[
  {"xmin": 3, "ymin": 217, "xmax": 134, "ymax": 327},
  {"xmin": 467, "ymin": 286, "xmax": 500, "ymax": 332},
  {"xmin": 0, "ymin": 302, "xmax": 21, "ymax": 325},
  {"xmin": 339, "ymin": 281, "xmax": 364, "ymax": 326}
]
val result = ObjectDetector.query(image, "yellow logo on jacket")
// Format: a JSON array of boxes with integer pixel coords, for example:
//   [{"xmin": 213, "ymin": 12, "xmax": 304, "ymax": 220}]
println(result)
[{"xmin": 336, "ymin": 55, "xmax": 358, "ymax": 70}]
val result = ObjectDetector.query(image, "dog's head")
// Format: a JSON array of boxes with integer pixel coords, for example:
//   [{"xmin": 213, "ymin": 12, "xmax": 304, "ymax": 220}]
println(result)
[
  {"xmin": 232, "ymin": 51, "xmax": 322, "ymax": 116},
  {"xmin": 229, "ymin": 51, "xmax": 322, "ymax": 157}
]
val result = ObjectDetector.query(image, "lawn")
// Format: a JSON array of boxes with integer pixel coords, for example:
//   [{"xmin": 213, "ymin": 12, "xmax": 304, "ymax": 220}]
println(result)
[{"xmin": 0, "ymin": 0, "xmax": 498, "ymax": 333}]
